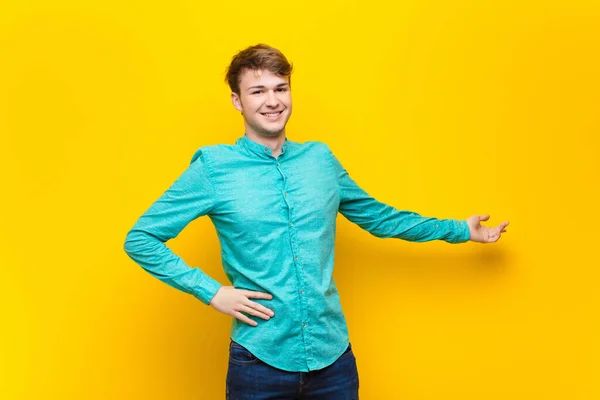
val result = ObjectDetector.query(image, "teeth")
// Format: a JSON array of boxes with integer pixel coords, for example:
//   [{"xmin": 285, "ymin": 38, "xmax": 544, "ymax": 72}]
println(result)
[{"xmin": 263, "ymin": 112, "xmax": 281, "ymax": 117}]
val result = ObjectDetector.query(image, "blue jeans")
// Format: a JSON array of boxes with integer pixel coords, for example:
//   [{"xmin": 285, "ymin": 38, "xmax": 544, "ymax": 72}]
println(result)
[{"xmin": 226, "ymin": 339, "xmax": 359, "ymax": 399}]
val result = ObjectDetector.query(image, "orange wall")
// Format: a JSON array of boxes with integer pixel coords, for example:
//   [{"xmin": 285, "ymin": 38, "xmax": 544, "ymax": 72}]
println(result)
[{"xmin": 1, "ymin": 1, "xmax": 598, "ymax": 398}]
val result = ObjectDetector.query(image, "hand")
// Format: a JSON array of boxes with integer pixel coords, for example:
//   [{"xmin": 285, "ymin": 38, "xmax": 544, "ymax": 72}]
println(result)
[
  {"xmin": 466, "ymin": 214, "xmax": 509, "ymax": 243},
  {"xmin": 209, "ymin": 286, "xmax": 275, "ymax": 327}
]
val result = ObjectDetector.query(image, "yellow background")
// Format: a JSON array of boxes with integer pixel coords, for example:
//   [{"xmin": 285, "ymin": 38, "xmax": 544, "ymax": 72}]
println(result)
[{"xmin": 1, "ymin": 1, "xmax": 598, "ymax": 398}]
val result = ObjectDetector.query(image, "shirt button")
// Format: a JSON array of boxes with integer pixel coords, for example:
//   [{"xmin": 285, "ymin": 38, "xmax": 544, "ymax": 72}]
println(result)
[
  {"xmin": 435, "ymin": 224, "xmax": 438, "ymax": 228},
  {"xmin": 302, "ymin": 323, "xmax": 306, "ymax": 328},
  {"xmin": 299, "ymin": 289, "xmax": 303, "ymax": 294},
  {"xmin": 277, "ymin": 163, "xmax": 280, "ymax": 166},
  {"xmin": 290, "ymin": 222, "xmax": 293, "ymax": 227},
  {"xmin": 284, "ymin": 191, "xmax": 287, "ymax": 196},
  {"xmin": 264, "ymin": 148, "xmax": 268, "ymax": 152},
  {"xmin": 294, "ymin": 256, "xmax": 298, "ymax": 260}
]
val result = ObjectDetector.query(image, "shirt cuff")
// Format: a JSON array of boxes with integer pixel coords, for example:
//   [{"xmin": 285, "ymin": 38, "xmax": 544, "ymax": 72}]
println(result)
[
  {"xmin": 451, "ymin": 220, "xmax": 471, "ymax": 243},
  {"xmin": 442, "ymin": 219, "xmax": 471, "ymax": 243},
  {"xmin": 191, "ymin": 273, "xmax": 222, "ymax": 306}
]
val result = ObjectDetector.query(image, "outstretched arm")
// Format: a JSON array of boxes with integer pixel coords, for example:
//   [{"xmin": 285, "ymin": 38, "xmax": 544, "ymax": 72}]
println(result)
[{"xmin": 326, "ymin": 145, "xmax": 508, "ymax": 244}]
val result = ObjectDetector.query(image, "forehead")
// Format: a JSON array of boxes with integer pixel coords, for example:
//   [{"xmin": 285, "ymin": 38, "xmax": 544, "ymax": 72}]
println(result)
[{"xmin": 239, "ymin": 69, "xmax": 289, "ymax": 89}]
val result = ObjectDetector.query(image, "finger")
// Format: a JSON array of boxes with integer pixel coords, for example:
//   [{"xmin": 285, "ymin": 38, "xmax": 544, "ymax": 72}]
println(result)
[
  {"xmin": 239, "ymin": 304, "xmax": 271, "ymax": 320},
  {"xmin": 245, "ymin": 300, "xmax": 275, "ymax": 317},
  {"xmin": 233, "ymin": 311, "xmax": 258, "ymax": 327},
  {"xmin": 243, "ymin": 290, "xmax": 273, "ymax": 300}
]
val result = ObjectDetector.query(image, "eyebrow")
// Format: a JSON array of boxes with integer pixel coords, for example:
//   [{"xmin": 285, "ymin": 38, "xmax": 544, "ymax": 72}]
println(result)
[{"xmin": 247, "ymin": 83, "xmax": 290, "ymax": 90}]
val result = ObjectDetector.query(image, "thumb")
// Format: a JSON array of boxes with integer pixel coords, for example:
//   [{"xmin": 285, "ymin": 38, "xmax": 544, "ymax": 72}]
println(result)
[{"xmin": 479, "ymin": 214, "xmax": 490, "ymax": 222}]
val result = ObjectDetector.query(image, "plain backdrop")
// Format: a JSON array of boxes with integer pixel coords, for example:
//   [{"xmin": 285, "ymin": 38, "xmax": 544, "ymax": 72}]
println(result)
[{"xmin": 1, "ymin": 0, "xmax": 598, "ymax": 398}]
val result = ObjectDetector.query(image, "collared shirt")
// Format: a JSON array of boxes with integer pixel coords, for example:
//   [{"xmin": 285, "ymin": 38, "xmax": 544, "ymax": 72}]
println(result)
[{"xmin": 124, "ymin": 133, "xmax": 471, "ymax": 372}]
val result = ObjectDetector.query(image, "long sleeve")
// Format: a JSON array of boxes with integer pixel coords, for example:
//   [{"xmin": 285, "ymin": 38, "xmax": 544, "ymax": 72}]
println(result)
[
  {"xmin": 123, "ymin": 148, "xmax": 222, "ymax": 305},
  {"xmin": 326, "ymin": 145, "xmax": 470, "ymax": 244}
]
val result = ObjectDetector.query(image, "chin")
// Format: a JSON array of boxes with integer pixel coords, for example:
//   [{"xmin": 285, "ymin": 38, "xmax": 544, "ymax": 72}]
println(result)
[
  {"xmin": 254, "ymin": 122, "xmax": 287, "ymax": 137},
  {"xmin": 260, "ymin": 129, "xmax": 285, "ymax": 137}
]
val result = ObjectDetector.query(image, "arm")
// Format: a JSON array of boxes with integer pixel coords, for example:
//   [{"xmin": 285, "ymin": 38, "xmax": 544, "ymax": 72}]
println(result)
[
  {"xmin": 123, "ymin": 148, "xmax": 222, "ymax": 305},
  {"xmin": 326, "ymin": 145, "xmax": 471, "ymax": 244}
]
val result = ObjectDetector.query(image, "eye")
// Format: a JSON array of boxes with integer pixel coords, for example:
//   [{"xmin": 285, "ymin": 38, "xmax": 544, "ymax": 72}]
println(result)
[
  {"xmin": 251, "ymin": 90, "xmax": 261, "ymax": 95},
  {"xmin": 277, "ymin": 88, "xmax": 288, "ymax": 92}
]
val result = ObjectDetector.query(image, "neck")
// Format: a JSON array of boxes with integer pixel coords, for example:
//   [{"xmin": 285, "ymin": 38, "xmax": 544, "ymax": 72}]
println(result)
[{"xmin": 245, "ymin": 130, "xmax": 286, "ymax": 157}]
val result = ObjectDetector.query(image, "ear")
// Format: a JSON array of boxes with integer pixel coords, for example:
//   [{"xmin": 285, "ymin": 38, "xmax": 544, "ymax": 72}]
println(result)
[{"xmin": 231, "ymin": 92, "xmax": 243, "ymax": 112}]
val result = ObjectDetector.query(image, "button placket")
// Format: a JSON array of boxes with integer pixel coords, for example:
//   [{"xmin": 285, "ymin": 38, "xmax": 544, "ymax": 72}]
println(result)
[{"xmin": 274, "ymin": 155, "xmax": 311, "ymax": 368}]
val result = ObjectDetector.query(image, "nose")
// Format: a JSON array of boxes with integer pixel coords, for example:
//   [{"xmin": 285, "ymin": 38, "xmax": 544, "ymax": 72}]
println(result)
[{"xmin": 265, "ymin": 90, "xmax": 278, "ymax": 107}]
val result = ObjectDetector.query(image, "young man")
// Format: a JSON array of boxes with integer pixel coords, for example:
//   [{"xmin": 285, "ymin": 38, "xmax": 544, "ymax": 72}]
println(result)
[{"xmin": 124, "ymin": 44, "xmax": 509, "ymax": 399}]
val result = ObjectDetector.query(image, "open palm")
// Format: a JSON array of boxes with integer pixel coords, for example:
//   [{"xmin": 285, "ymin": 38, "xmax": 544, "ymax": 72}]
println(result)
[{"xmin": 466, "ymin": 215, "xmax": 509, "ymax": 243}]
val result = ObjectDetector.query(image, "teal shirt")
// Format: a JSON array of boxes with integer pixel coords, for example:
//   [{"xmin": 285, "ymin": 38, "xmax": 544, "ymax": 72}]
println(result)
[{"xmin": 123, "ymin": 133, "xmax": 471, "ymax": 372}]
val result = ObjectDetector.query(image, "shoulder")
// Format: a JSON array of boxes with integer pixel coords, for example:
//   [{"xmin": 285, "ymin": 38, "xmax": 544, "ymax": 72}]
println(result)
[
  {"xmin": 296, "ymin": 140, "xmax": 332, "ymax": 155},
  {"xmin": 189, "ymin": 143, "xmax": 236, "ymax": 165},
  {"xmin": 300, "ymin": 140, "xmax": 341, "ymax": 164},
  {"xmin": 290, "ymin": 140, "xmax": 341, "ymax": 170}
]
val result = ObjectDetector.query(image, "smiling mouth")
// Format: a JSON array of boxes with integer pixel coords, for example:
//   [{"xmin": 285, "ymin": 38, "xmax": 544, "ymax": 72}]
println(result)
[{"xmin": 261, "ymin": 111, "xmax": 283, "ymax": 119}]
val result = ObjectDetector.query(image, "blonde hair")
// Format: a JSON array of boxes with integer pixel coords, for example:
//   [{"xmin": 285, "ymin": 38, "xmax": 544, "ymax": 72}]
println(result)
[{"xmin": 225, "ymin": 44, "xmax": 294, "ymax": 95}]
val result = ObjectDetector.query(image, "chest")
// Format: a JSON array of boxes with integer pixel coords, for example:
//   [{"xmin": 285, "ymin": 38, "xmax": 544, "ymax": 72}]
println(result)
[{"xmin": 211, "ymin": 157, "xmax": 339, "ymax": 228}]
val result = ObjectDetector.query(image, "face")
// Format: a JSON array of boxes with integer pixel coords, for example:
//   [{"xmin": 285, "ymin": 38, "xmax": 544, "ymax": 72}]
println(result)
[{"xmin": 231, "ymin": 69, "xmax": 292, "ymax": 138}]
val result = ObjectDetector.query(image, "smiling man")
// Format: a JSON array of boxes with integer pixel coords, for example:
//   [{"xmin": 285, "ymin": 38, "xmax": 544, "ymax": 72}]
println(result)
[
  {"xmin": 124, "ymin": 44, "xmax": 509, "ymax": 399},
  {"xmin": 232, "ymin": 69, "xmax": 292, "ymax": 142}
]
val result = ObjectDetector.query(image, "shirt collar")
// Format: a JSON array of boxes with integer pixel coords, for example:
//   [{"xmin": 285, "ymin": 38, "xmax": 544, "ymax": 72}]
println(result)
[{"xmin": 236, "ymin": 133, "xmax": 288, "ymax": 159}]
